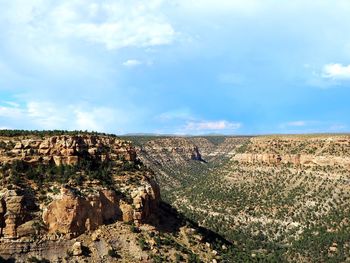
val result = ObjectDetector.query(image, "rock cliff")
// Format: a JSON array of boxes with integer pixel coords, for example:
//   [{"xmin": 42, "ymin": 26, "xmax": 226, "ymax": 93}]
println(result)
[
  {"xmin": 232, "ymin": 136, "xmax": 350, "ymax": 168},
  {"xmin": 0, "ymin": 134, "xmax": 160, "ymax": 241},
  {"xmin": 0, "ymin": 135, "xmax": 137, "ymax": 166}
]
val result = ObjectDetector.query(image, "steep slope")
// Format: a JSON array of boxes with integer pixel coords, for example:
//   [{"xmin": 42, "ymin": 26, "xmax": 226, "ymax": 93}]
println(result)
[
  {"xmin": 0, "ymin": 133, "xmax": 234, "ymax": 262},
  {"xmin": 124, "ymin": 136, "xmax": 248, "ymax": 195},
  {"xmin": 126, "ymin": 134, "xmax": 350, "ymax": 262}
]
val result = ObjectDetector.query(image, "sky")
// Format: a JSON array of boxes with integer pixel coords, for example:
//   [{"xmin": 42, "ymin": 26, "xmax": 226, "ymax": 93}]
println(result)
[{"xmin": 0, "ymin": 0, "xmax": 350, "ymax": 135}]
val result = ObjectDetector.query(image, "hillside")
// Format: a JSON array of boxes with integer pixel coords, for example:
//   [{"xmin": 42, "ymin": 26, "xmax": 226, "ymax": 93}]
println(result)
[
  {"xmin": 126, "ymin": 134, "xmax": 350, "ymax": 262},
  {"xmin": 0, "ymin": 132, "xmax": 234, "ymax": 262}
]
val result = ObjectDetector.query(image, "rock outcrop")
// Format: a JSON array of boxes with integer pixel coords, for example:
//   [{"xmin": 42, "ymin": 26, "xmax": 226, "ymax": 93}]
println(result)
[
  {"xmin": 43, "ymin": 181, "xmax": 160, "ymax": 237},
  {"xmin": 0, "ymin": 134, "xmax": 160, "ymax": 241},
  {"xmin": 0, "ymin": 188, "xmax": 36, "ymax": 239},
  {"xmin": 0, "ymin": 135, "xmax": 137, "ymax": 167},
  {"xmin": 233, "ymin": 153, "xmax": 350, "ymax": 167},
  {"xmin": 136, "ymin": 138, "xmax": 206, "ymax": 167},
  {"xmin": 232, "ymin": 135, "xmax": 350, "ymax": 168}
]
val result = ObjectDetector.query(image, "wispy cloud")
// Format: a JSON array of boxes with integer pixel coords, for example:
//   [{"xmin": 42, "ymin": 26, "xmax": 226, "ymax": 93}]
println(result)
[
  {"xmin": 0, "ymin": 0, "xmax": 177, "ymax": 76},
  {"xmin": 0, "ymin": 104, "xmax": 23, "ymax": 119},
  {"xmin": 184, "ymin": 120, "xmax": 241, "ymax": 132},
  {"xmin": 8, "ymin": 0, "xmax": 177, "ymax": 51},
  {"xmin": 322, "ymin": 63, "xmax": 350, "ymax": 80},
  {"xmin": 309, "ymin": 63, "xmax": 350, "ymax": 88},
  {"xmin": 0, "ymin": 101, "xmax": 129, "ymax": 133},
  {"xmin": 157, "ymin": 108, "xmax": 195, "ymax": 121},
  {"xmin": 279, "ymin": 120, "xmax": 347, "ymax": 133},
  {"xmin": 328, "ymin": 124, "xmax": 347, "ymax": 131},
  {"xmin": 285, "ymin": 121, "xmax": 307, "ymax": 127},
  {"xmin": 279, "ymin": 120, "xmax": 315, "ymax": 130},
  {"xmin": 122, "ymin": 60, "xmax": 143, "ymax": 67}
]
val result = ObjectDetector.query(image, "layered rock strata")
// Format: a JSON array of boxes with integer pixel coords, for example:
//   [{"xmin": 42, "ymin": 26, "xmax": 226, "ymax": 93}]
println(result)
[{"xmin": 0, "ymin": 135, "xmax": 160, "ymax": 241}]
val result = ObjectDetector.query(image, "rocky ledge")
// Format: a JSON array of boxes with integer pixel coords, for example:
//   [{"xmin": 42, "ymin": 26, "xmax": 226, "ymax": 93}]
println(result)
[{"xmin": 0, "ymin": 135, "xmax": 160, "ymax": 243}]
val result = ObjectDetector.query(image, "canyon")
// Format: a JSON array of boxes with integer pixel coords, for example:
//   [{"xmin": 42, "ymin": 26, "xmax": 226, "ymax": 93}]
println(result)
[
  {"xmin": 126, "ymin": 134, "xmax": 350, "ymax": 262},
  {"xmin": 0, "ymin": 133, "xmax": 230, "ymax": 262},
  {"xmin": 1, "ymin": 132, "xmax": 350, "ymax": 262}
]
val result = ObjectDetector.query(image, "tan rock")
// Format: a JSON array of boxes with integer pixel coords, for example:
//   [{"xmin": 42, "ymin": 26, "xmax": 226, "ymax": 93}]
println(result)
[
  {"xmin": 67, "ymin": 156, "xmax": 79, "ymax": 166},
  {"xmin": 16, "ymin": 220, "xmax": 37, "ymax": 238},
  {"xmin": 100, "ymin": 190, "xmax": 120, "ymax": 223},
  {"xmin": 120, "ymin": 203, "xmax": 133, "ymax": 222},
  {"xmin": 3, "ymin": 213, "xmax": 17, "ymax": 239},
  {"xmin": 72, "ymin": 241, "xmax": 83, "ymax": 256},
  {"xmin": 232, "ymin": 153, "xmax": 350, "ymax": 168},
  {"xmin": 329, "ymin": 246, "xmax": 337, "ymax": 253},
  {"xmin": 53, "ymin": 156, "xmax": 63, "ymax": 166},
  {"xmin": 14, "ymin": 142, "xmax": 23, "ymax": 150},
  {"xmin": 0, "ymin": 190, "xmax": 31, "ymax": 239},
  {"xmin": 43, "ymin": 188, "xmax": 103, "ymax": 237},
  {"xmin": 0, "ymin": 134, "xmax": 161, "ymax": 242}
]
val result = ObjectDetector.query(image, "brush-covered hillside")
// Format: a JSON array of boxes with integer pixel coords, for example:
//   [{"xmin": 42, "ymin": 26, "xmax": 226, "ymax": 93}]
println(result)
[{"xmin": 126, "ymin": 134, "xmax": 350, "ymax": 262}]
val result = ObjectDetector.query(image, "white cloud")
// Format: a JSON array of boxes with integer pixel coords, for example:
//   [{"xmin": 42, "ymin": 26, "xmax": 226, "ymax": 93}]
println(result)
[
  {"xmin": 184, "ymin": 120, "xmax": 241, "ymax": 131},
  {"xmin": 73, "ymin": 18, "xmax": 175, "ymax": 50},
  {"xmin": 27, "ymin": 102, "xmax": 68, "ymax": 128},
  {"xmin": 279, "ymin": 120, "xmax": 348, "ymax": 133},
  {"xmin": 123, "ymin": 59, "xmax": 143, "ymax": 67},
  {"xmin": 2, "ymin": 101, "xmax": 20, "ymax": 108},
  {"xmin": 0, "ymin": 101, "xmax": 128, "ymax": 133},
  {"xmin": 322, "ymin": 63, "xmax": 350, "ymax": 80},
  {"xmin": 285, "ymin": 121, "xmax": 306, "ymax": 127},
  {"xmin": 0, "ymin": 105, "xmax": 23, "ymax": 119},
  {"xmin": 0, "ymin": 0, "xmax": 177, "ymax": 76},
  {"xmin": 3, "ymin": 0, "xmax": 176, "ymax": 51},
  {"xmin": 329, "ymin": 124, "xmax": 346, "ymax": 131},
  {"xmin": 157, "ymin": 108, "xmax": 195, "ymax": 121},
  {"xmin": 74, "ymin": 107, "xmax": 117, "ymax": 131},
  {"xmin": 176, "ymin": 0, "xmax": 262, "ymax": 15},
  {"xmin": 279, "ymin": 120, "xmax": 313, "ymax": 130}
]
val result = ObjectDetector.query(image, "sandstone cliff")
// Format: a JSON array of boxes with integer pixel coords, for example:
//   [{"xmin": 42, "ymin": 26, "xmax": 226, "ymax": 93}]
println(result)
[
  {"xmin": 232, "ymin": 135, "xmax": 350, "ymax": 168},
  {"xmin": 0, "ymin": 135, "xmax": 137, "ymax": 166},
  {"xmin": 0, "ymin": 135, "xmax": 160, "ymax": 255}
]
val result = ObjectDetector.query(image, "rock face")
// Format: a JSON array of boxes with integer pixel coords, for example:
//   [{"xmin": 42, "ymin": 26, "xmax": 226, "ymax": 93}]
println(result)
[
  {"xmin": 232, "ymin": 136, "xmax": 350, "ymax": 168},
  {"xmin": 233, "ymin": 153, "xmax": 350, "ymax": 167},
  {"xmin": 43, "ymin": 187, "xmax": 105, "ymax": 237},
  {"xmin": 0, "ymin": 134, "xmax": 160, "ymax": 241},
  {"xmin": 136, "ymin": 138, "xmax": 206, "ymax": 167},
  {"xmin": 43, "ymin": 181, "xmax": 160, "ymax": 237},
  {"xmin": 0, "ymin": 189, "xmax": 36, "ymax": 239},
  {"xmin": 0, "ymin": 135, "xmax": 137, "ymax": 167}
]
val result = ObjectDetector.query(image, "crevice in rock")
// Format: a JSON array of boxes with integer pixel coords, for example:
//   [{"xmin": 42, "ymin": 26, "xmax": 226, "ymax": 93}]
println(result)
[
  {"xmin": 0, "ymin": 198, "xmax": 6, "ymax": 237},
  {"xmin": 191, "ymin": 146, "xmax": 207, "ymax": 163}
]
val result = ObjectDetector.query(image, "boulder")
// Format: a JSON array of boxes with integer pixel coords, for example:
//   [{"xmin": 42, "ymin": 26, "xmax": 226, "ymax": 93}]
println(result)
[{"xmin": 72, "ymin": 241, "xmax": 83, "ymax": 256}]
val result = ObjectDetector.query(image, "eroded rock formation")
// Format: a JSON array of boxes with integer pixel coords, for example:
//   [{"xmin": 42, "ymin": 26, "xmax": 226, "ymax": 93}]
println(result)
[
  {"xmin": 0, "ymin": 135, "xmax": 136, "ymax": 167},
  {"xmin": 0, "ymin": 188, "xmax": 37, "ymax": 239},
  {"xmin": 233, "ymin": 153, "xmax": 350, "ymax": 167},
  {"xmin": 43, "ymin": 181, "xmax": 160, "ymax": 238},
  {"xmin": 0, "ymin": 135, "xmax": 160, "ymax": 241}
]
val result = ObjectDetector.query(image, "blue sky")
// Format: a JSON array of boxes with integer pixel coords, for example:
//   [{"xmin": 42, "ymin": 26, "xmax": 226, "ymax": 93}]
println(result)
[{"xmin": 0, "ymin": 0, "xmax": 350, "ymax": 135}]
